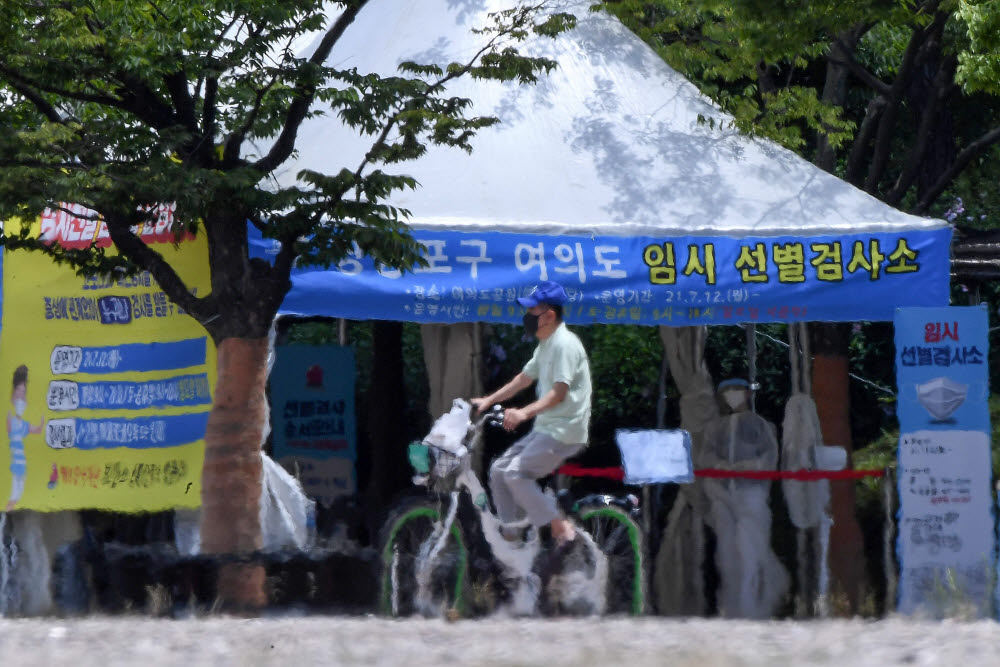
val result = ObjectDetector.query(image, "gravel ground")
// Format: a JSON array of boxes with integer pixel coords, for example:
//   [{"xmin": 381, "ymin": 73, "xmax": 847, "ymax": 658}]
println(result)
[{"xmin": 1, "ymin": 616, "xmax": 999, "ymax": 666}]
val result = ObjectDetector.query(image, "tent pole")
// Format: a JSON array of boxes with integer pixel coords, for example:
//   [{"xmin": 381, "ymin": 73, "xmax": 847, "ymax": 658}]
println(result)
[
  {"xmin": 656, "ymin": 352, "xmax": 670, "ymax": 429},
  {"xmin": 969, "ymin": 283, "xmax": 981, "ymax": 306},
  {"xmin": 746, "ymin": 323, "xmax": 758, "ymax": 413},
  {"xmin": 648, "ymin": 336, "xmax": 674, "ymax": 553},
  {"xmin": 882, "ymin": 467, "xmax": 898, "ymax": 615}
]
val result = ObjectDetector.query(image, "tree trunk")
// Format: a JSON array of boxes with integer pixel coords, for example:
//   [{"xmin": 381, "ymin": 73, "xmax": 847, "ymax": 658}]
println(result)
[
  {"xmin": 810, "ymin": 322, "xmax": 867, "ymax": 614},
  {"xmin": 364, "ymin": 321, "xmax": 409, "ymax": 531},
  {"xmin": 812, "ymin": 30, "xmax": 871, "ymax": 614},
  {"xmin": 200, "ymin": 337, "xmax": 269, "ymax": 610},
  {"xmin": 910, "ymin": 53, "xmax": 956, "ymax": 202},
  {"xmin": 815, "ymin": 30, "xmax": 860, "ymax": 173}
]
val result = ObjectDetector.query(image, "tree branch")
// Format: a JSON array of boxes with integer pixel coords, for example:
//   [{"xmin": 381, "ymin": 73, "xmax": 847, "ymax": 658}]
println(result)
[
  {"xmin": 222, "ymin": 76, "xmax": 279, "ymax": 167},
  {"xmin": 3, "ymin": 78, "xmax": 65, "ymax": 123},
  {"xmin": 844, "ymin": 96, "xmax": 886, "ymax": 187},
  {"xmin": 273, "ymin": 236, "xmax": 298, "ymax": 285},
  {"xmin": 112, "ymin": 71, "xmax": 181, "ymax": 130},
  {"xmin": 912, "ymin": 125, "xmax": 1000, "ymax": 214},
  {"xmin": 755, "ymin": 60, "xmax": 777, "ymax": 96},
  {"xmin": 200, "ymin": 76, "xmax": 219, "ymax": 153},
  {"xmin": 104, "ymin": 217, "xmax": 214, "ymax": 320},
  {"xmin": 815, "ymin": 27, "xmax": 866, "ymax": 173},
  {"xmin": 145, "ymin": 0, "xmax": 171, "ymax": 23},
  {"xmin": 0, "ymin": 58, "xmax": 182, "ymax": 134},
  {"xmin": 253, "ymin": 0, "xmax": 371, "ymax": 174},
  {"xmin": 0, "ymin": 62, "xmax": 123, "ymax": 109},
  {"xmin": 827, "ymin": 38, "xmax": 891, "ymax": 97},
  {"xmin": 196, "ymin": 13, "xmax": 242, "ymax": 93},
  {"xmin": 884, "ymin": 54, "xmax": 956, "ymax": 206},
  {"xmin": 346, "ymin": 21, "xmax": 513, "ymax": 189},
  {"xmin": 863, "ymin": 8, "xmax": 944, "ymax": 194},
  {"xmin": 248, "ymin": 214, "xmax": 268, "ymax": 233},
  {"xmin": 163, "ymin": 70, "xmax": 199, "ymax": 135}
]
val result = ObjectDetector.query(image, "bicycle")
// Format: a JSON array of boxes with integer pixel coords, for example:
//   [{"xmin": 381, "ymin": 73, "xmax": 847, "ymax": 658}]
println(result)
[{"xmin": 377, "ymin": 399, "xmax": 645, "ymax": 617}]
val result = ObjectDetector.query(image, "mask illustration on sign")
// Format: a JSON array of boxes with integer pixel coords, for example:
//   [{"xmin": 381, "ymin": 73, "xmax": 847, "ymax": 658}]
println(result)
[
  {"xmin": 915, "ymin": 376, "xmax": 968, "ymax": 421},
  {"xmin": 13, "ymin": 399, "xmax": 26, "ymax": 417}
]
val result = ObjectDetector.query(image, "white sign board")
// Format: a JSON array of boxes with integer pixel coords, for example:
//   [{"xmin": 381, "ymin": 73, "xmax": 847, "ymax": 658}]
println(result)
[
  {"xmin": 897, "ymin": 430, "xmax": 994, "ymax": 615},
  {"xmin": 615, "ymin": 429, "xmax": 694, "ymax": 485},
  {"xmin": 895, "ymin": 306, "xmax": 994, "ymax": 616}
]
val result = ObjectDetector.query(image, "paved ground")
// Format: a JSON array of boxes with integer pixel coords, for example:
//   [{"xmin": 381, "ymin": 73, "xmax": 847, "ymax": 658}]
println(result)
[{"xmin": 1, "ymin": 616, "xmax": 999, "ymax": 666}]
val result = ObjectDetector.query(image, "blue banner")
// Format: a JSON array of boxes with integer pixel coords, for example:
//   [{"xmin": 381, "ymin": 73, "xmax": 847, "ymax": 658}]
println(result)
[
  {"xmin": 894, "ymin": 306, "xmax": 994, "ymax": 616},
  {"xmin": 50, "ymin": 339, "xmax": 207, "ymax": 375},
  {"xmin": 45, "ymin": 374, "xmax": 211, "ymax": 411},
  {"xmin": 43, "ymin": 413, "xmax": 211, "ymax": 450},
  {"xmin": 253, "ymin": 226, "xmax": 952, "ymax": 325}
]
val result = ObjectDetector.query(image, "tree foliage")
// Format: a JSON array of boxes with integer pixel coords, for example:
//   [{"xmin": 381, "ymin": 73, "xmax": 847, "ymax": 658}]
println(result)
[
  {"xmin": 596, "ymin": 0, "xmax": 1000, "ymax": 222},
  {"xmin": 597, "ymin": 0, "xmax": 1000, "ymax": 460},
  {"xmin": 956, "ymin": 0, "xmax": 1000, "ymax": 95},
  {"xmin": 0, "ymin": 0, "xmax": 575, "ymax": 341}
]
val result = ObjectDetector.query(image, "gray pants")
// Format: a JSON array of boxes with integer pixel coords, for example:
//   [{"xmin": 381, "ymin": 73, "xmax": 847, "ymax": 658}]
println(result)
[{"xmin": 489, "ymin": 431, "xmax": 585, "ymax": 527}]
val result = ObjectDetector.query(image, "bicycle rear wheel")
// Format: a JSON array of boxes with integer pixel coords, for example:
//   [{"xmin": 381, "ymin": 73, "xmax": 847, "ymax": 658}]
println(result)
[
  {"xmin": 576, "ymin": 503, "xmax": 646, "ymax": 615},
  {"xmin": 378, "ymin": 496, "xmax": 469, "ymax": 617}
]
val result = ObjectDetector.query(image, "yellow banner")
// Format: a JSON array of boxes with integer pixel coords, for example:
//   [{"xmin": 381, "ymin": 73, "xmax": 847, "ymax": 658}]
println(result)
[{"xmin": 1, "ymin": 211, "xmax": 214, "ymax": 511}]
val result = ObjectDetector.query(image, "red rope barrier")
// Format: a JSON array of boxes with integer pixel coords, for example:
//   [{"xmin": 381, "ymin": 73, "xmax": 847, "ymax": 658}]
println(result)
[
  {"xmin": 695, "ymin": 468, "xmax": 885, "ymax": 481},
  {"xmin": 556, "ymin": 463, "xmax": 884, "ymax": 482},
  {"xmin": 557, "ymin": 464, "xmax": 624, "ymax": 480}
]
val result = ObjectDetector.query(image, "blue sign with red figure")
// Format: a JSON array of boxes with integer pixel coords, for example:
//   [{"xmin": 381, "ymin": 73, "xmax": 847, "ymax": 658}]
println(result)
[{"xmin": 269, "ymin": 345, "xmax": 357, "ymax": 506}]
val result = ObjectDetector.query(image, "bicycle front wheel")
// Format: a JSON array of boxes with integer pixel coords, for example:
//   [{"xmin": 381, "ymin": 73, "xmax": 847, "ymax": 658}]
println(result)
[
  {"xmin": 576, "ymin": 503, "xmax": 646, "ymax": 615},
  {"xmin": 377, "ymin": 497, "xmax": 469, "ymax": 617}
]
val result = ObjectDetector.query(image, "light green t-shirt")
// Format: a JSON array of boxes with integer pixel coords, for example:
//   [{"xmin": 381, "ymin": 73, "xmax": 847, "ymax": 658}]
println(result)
[{"xmin": 522, "ymin": 322, "xmax": 592, "ymax": 445}]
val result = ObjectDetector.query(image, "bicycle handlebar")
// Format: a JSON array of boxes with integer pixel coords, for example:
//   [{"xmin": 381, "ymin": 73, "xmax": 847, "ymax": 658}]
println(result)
[{"xmin": 479, "ymin": 404, "xmax": 505, "ymax": 429}]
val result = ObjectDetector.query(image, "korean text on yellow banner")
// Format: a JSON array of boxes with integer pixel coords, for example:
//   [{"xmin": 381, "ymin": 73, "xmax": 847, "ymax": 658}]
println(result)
[{"xmin": 1, "ymin": 207, "xmax": 214, "ymax": 511}]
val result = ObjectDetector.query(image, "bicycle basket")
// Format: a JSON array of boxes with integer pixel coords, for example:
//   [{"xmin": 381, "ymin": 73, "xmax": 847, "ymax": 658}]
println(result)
[{"xmin": 429, "ymin": 446, "xmax": 462, "ymax": 481}]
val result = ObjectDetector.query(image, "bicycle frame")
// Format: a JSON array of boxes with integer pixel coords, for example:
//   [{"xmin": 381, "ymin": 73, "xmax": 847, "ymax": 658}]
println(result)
[{"xmin": 411, "ymin": 399, "xmax": 606, "ymax": 616}]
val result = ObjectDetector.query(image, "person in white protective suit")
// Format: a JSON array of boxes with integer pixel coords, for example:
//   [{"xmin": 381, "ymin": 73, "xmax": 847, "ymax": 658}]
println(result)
[{"xmin": 698, "ymin": 378, "xmax": 790, "ymax": 618}]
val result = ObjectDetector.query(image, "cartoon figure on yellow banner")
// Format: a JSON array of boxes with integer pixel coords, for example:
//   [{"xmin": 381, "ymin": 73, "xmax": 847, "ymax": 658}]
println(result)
[{"xmin": 6, "ymin": 365, "xmax": 45, "ymax": 511}]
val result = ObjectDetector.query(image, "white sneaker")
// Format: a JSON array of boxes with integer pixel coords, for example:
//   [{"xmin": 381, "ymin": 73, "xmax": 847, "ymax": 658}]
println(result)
[
  {"xmin": 500, "ymin": 525, "xmax": 524, "ymax": 542},
  {"xmin": 499, "ymin": 520, "xmax": 535, "ymax": 542},
  {"xmin": 499, "ymin": 524, "xmax": 525, "ymax": 542}
]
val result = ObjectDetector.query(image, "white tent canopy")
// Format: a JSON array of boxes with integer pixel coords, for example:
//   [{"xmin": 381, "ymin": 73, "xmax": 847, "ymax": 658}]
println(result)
[
  {"xmin": 259, "ymin": 0, "xmax": 951, "ymax": 327},
  {"xmin": 272, "ymin": 0, "xmax": 944, "ymax": 239},
  {"xmin": 262, "ymin": 3, "xmax": 947, "ymax": 618}
]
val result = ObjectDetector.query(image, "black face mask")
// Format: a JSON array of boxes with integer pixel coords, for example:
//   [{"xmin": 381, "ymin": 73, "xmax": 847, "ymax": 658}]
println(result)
[{"xmin": 522, "ymin": 312, "xmax": 540, "ymax": 337}]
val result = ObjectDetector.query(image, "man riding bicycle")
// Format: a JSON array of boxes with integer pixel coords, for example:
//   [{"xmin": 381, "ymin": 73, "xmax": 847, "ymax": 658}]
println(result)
[{"xmin": 471, "ymin": 281, "xmax": 592, "ymax": 548}]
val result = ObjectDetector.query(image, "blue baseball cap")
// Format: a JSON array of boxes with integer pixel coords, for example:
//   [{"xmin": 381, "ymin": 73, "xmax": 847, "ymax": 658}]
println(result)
[{"xmin": 517, "ymin": 281, "xmax": 568, "ymax": 308}]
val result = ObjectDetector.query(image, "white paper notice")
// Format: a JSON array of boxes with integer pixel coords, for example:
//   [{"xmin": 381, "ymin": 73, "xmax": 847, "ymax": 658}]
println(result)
[
  {"xmin": 897, "ymin": 430, "xmax": 994, "ymax": 615},
  {"xmin": 615, "ymin": 429, "xmax": 694, "ymax": 485}
]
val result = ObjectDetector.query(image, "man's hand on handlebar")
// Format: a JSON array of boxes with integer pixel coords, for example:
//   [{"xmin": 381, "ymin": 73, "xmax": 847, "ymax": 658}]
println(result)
[
  {"xmin": 471, "ymin": 398, "xmax": 529, "ymax": 431},
  {"xmin": 503, "ymin": 407, "xmax": 528, "ymax": 432}
]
